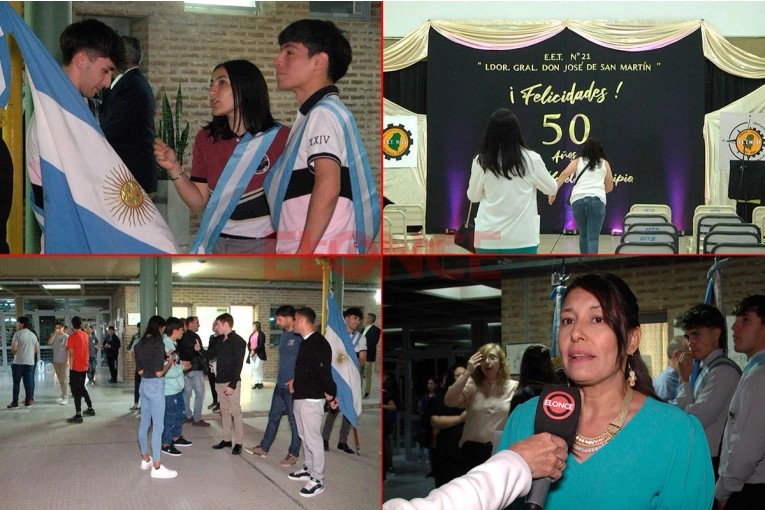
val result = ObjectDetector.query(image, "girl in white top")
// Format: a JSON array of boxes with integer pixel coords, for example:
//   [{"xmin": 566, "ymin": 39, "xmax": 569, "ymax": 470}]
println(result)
[
  {"xmin": 467, "ymin": 109, "xmax": 557, "ymax": 254},
  {"xmin": 549, "ymin": 138, "xmax": 614, "ymax": 254},
  {"xmin": 444, "ymin": 343, "xmax": 518, "ymax": 476}
]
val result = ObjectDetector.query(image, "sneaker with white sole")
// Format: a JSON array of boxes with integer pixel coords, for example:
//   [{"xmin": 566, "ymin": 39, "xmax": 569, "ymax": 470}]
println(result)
[
  {"xmin": 243, "ymin": 445, "xmax": 268, "ymax": 457},
  {"xmin": 140, "ymin": 458, "xmax": 153, "ymax": 471},
  {"xmin": 288, "ymin": 466, "xmax": 311, "ymax": 481},
  {"xmin": 56, "ymin": 397, "xmax": 64, "ymax": 403},
  {"xmin": 299, "ymin": 477, "xmax": 325, "ymax": 498},
  {"xmin": 150, "ymin": 464, "xmax": 178, "ymax": 479},
  {"xmin": 280, "ymin": 454, "xmax": 298, "ymax": 467},
  {"xmin": 59, "ymin": 399, "xmax": 68, "ymax": 405}
]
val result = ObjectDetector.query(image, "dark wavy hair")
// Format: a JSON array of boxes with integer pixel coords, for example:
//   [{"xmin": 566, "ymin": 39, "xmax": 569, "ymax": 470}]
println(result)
[
  {"xmin": 475, "ymin": 109, "xmax": 528, "ymax": 180},
  {"xmin": 580, "ymin": 138, "xmax": 608, "ymax": 172},
  {"xmin": 442, "ymin": 362, "xmax": 466, "ymax": 389},
  {"xmin": 204, "ymin": 60, "xmax": 276, "ymax": 142},
  {"xmin": 142, "ymin": 315, "xmax": 167, "ymax": 340},
  {"xmin": 563, "ymin": 272, "xmax": 659, "ymax": 400},
  {"xmin": 518, "ymin": 344, "xmax": 559, "ymax": 389},
  {"xmin": 675, "ymin": 304, "xmax": 727, "ymax": 352},
  {"xmin": 60, "ymin": 18, "xmax": 126, "ymax": 69},
  {"xmin": 278, "ymin": 19, "xmax": 352, "ymax": 83}
]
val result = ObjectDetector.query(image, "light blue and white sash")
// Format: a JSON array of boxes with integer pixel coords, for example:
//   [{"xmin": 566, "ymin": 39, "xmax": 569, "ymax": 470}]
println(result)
[
  {"xmin": 743, "ymin": 350, "xmax": 765, "ymax": 376},
  {"xmin": 693, "ymin": 355, "xmax": 742, "ymax": 399},
  {"xmin": 190, "ymin": 126, "xmax": 280, "ymax": 254},
  {"xmin": 264, "ymin": 96, "xmax": 380, "ymax": 254}
]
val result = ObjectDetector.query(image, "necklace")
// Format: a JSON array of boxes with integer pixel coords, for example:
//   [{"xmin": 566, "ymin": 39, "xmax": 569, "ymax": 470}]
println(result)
[{"xmin": 573, "ymin": 386, "xmax": 633, "ymax": 454}]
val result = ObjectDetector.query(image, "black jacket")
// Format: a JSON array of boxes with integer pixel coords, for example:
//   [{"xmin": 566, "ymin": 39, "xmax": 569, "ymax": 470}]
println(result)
[
  {"xmin": 99, "ymin": 68, "xmax": 157, "ymax": 194},
  {"xmin": 210, "ymin": 331, "xmax": 246, "ymax": 388},
  {"xmin": 103, "ymin": 334, "xmax": 121, "ymax": 358},
  {"xmin": 177, "ymin": 330, "xmax": 207, "ymax": 372},
  {"xmin": 293, "ymin": 331, "xmax": 336, "ymax": 400},
  {"xmin": 365, "ymin": 324, "xmax": 380, "ymax": 362}
]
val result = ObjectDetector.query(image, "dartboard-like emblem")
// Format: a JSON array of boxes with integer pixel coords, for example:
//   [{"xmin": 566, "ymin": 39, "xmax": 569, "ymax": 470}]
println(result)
[
  {"xmin": 725, "ymin": 120, "xmax": 765, "ymax": 160},
  {"xmin": 383, "ymin": 123, "xmax": 413, "ymax": 161},
  {"xmin": 104, "ymin": 164, "xmax": 156, "ymax": 226}
]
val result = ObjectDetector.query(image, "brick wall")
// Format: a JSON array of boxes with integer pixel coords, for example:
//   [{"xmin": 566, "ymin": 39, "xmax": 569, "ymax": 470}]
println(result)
[
  {"xmin": 501, "ymin": 257, "xmax": 765, "ymax": 348},
  {"xmin": 73, "ymin": 1, "xmax": 381, "ymax": 236},
  {"xmin": 117, "ymin": 283, "xmax": 381, "ymax": 383}
]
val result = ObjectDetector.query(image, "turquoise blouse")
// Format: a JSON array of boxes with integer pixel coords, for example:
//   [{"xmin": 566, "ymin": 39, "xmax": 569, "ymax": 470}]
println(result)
[{"xmin": 498, "ymin": 396, "xmax": 714, "ymax": 510}]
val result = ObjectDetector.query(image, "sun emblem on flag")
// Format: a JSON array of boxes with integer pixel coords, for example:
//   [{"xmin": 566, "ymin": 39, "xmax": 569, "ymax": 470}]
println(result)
[
  {"xmin": 104, "ymin": 164, "xmax": 156, "ymax": 226},
  {"xmin": 337, "ymin": 353, "xmax": 349, "ymax": 364}
]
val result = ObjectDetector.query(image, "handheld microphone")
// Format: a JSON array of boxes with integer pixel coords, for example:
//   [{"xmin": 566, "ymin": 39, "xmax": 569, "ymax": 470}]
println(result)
[{"xmin": 523, "ymin": 384, "xmax": 581, "ymax": 510}]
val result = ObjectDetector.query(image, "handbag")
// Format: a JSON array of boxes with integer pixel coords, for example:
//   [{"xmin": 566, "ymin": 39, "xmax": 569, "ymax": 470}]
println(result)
[
  {"xmin": 568, "ymin": 164, "xmax": 587, "ymax": 205},
  {"xmin": 454, "ymin": 202, "xmax": 478, "ymax": 253}
]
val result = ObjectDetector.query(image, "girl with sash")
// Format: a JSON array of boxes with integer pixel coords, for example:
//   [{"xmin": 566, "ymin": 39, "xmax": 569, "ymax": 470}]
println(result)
[{"xmin": 155, "ymin": 60, "xmax": 290, "ymax": 253}]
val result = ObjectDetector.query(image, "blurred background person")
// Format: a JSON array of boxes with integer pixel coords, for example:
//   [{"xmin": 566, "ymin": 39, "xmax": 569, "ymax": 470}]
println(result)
[
  {"xmin": 383, "ymin": 372, "xmax": 400, "ymax": 482},
  {"xmin": 415, "ymin": 376, "xmax": 439, "ymax": 475},
  {"xmin": 509, "ymin": 344, "xmax": 560, "ymax": 414},
  {"xmin": 429, "ymin": 363, "xmax": 467, "ymax": 488}
]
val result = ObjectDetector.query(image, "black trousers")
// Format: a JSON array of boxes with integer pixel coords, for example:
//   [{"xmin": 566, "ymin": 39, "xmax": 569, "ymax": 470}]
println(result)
[
  {"xmin": 726, "ymin": 484, "xmax": 765, "ymax": 510},
  {"xmin": 457, "ymin": 441, "xmax": 494, "ymax": 477},
  {"xmin": 208, "ymin": 371, "xmax": 218, "ymax": 404},
  {"xmin": 106, "ymin": 356, "xmax": 118, "ymax": 381},
  {"xmin": 69, "ymin": 370, "xmax": 92, "ymax": 414}
]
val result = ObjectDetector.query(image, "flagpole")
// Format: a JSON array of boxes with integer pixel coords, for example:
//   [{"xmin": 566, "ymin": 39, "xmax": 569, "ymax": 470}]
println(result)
[
  {"xmin": 317, "ymin": 257, "xmax": 330, "ymax": 335},
  {"xmin": 4, "ymin": 1, "xmax": 22, "ymax": 253}
]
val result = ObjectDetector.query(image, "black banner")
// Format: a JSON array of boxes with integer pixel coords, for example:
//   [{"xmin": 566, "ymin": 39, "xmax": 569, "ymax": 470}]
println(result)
[{"xmin": 426, "ymin": 28, "xmax": 705, "ymax": 234}]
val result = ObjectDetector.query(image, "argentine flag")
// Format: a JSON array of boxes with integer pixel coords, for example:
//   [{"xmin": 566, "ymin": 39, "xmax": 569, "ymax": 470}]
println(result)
[
  {"xmin": 0, "ymin": 4, "xmax": 179, "ymax": 253},
  {"xmin": 324, "ymin": 293, "xmax": 362, "ymax": 427}
]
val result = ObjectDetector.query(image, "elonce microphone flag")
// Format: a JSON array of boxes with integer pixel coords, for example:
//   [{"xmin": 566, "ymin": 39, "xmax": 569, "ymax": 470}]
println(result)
[{"xmin": 533, "ymin": 384, "xmax": 582, "ymax": 448}]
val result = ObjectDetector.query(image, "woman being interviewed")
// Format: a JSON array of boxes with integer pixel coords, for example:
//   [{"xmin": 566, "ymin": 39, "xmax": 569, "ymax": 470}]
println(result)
[
  {"xmin": 444, "ymin": 343, "xmax": 519, "ymax": 476},
  {"xmin": 499, "ymin": 273, "xmax": 713, "ymax": 509},
  {"xmin": 155, "ymin": 60, "xmax": 290, "ymax": 254},
  {"xmin": 548, "ymin": 138, "xmax": 614, "ymax": 254},
  {"xmin": 466, "ymin": 109, "xmax": 558, "ymax": 254}
]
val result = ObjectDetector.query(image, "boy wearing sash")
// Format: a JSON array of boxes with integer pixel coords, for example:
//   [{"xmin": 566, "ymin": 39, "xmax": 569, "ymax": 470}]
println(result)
[
  {"xmin": 266, "ymin": 19, "xmax": 380, "ymax": 254},
  {"xmin": 676, "ymin": 304, "xmax": 742, "ymax": 480},
  {"xmin": 715, "ymin": 295, "xmax": 765, "ymax": 510}
]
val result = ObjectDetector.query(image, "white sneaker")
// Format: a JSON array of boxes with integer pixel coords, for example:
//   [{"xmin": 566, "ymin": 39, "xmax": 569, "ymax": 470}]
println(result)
[
  {"xmin": 59, "ymin": 399, "xmax": 68, "ymax": 405},
  {"xmin": 150, "ymin": 464, "xmax": 178, "ymax": 479},
  {"xmin": 299, "ymin": 477, "xmax": 325, "ymax": 498},
  {"xmin": 55, "ymin": 397, "xmax": 64, "ymax": 403},
  {"xmin": 140, "ymin": 458, "xmax": 153, "ymax": 471}
]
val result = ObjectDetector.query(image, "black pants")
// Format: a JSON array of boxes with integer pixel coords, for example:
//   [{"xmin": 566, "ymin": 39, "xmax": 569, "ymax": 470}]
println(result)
[
  {"xmin": 726, "ymin": 484, "xmax": 765, "ymax": 510},
  {"xmin": 458, "ymin": 441, "xmax": 494, "ymax": 477},
  {"xmin": 69, "ymin": 370, "xmax": 92, "ymax": 414},
  {"xmin": 133, "ymin": 370, "xmax": 141, "ymax": 404},
  {"xmin": 106, "ymin": 356, "xmax": 118, "ymax": 381},
  {"xmin": 209, "ymin": 371, "xmax": 218, "ymax": 404}
]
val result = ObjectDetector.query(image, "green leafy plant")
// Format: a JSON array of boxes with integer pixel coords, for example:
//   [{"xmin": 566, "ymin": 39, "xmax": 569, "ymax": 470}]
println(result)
[{"xmin": 156, "ymin": 84, "xmax": 190, "ymax": 180}]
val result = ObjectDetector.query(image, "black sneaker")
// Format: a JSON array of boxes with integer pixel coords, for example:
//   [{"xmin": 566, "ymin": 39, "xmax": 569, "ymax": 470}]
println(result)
[
  {"xmin": 207, "ymin": 402, "xmax": 218, "ymax": 410},
  {"xmin": 363, "ymin": 393, "xmax": 370, "ymax": 399},
  {"xmin": 67, "ymin": 415, "xmax": 83, "ymax": 424},
  {"xmin": 7, "ymin": 403, "xmax": 18, "ymax": 409},
  {"xmin": 83, "ymin": 408, "xmax": 96, "ymax": 416},
  {"xmin": 299, "ymin": 477, "xmax": 325, "ymax": 498},
  {"xmin": 162, "ymin": 444, "xmax": 182, "ymax": 457},
  {"xmin": 288, "ymin": 466, "xmax": 312, "ymax": 481},
  {"xmin": 174, "ymin": 436, "xmax": 193, "ymax": 447},
  {"xmin": 337, "ymin": 443, "xmax": 354, "ymax": 454},
  {"xmin": 24, "ymin": 398, "xmax": 34, "ymax": 407},
  {"xmin": 323, "ymin": 439, "xmax": 329, "ymax": 452}
]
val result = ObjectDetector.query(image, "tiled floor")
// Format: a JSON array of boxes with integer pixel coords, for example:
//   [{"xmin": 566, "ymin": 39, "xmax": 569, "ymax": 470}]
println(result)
[
  {"xmin": 0, "ymin": 366, "xmax": 381, "ymax": 509},
  {"xmin": 386, "ymin": 233, "xmax": 694, "ymax": 255}
]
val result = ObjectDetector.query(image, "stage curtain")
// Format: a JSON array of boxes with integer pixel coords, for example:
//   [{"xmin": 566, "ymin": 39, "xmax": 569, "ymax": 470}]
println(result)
[
  {"xmin": 703, "ymin": 84, "xmax": 765, "ymax": 207},
  {"xmin": 384, "ymin": 19, "xmax": 765, "ymax": 79},
  {"xmin": 383, "ymin": 98, "xmax": 428, "ymax": 209},
  {"xmin": 383, "ymin": 60, "xmax": 427, "ymax": 114}
]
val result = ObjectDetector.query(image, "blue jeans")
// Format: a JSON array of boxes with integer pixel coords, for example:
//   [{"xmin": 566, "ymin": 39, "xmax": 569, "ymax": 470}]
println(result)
[
  {"xmin": 87, "ymin": 357, "xmax": 97, "ymax": 382},
  {"xmin": 261, "ymin": 385, "xmax": 302, "ymax": 457},
  {"xmin": 571, "ymin": 196, "xmax": 606, "ymax": 254},
  {"xmin": 11, "ymin": 364, "xmax": 34, "ymax": 405},
  {"xmin": 162, "ymin": 391, "xmax": 185, "ymax": 445},
  {"xmin": 138, "ymin": 378, "xmax": 166, "ymax": 462},
  {"xmin": 183, "ymin": 370, "xmax": 205, "ymax": 421}
]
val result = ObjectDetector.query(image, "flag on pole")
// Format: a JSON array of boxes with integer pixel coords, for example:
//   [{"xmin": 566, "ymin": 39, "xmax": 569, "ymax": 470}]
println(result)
[
  {"xmin": 324, "ymin": 292, "xmax": 362, "ymax": 427},
  {"xmin": 0, "ymin": 4, "xmax": 179, "ymax": 253}
]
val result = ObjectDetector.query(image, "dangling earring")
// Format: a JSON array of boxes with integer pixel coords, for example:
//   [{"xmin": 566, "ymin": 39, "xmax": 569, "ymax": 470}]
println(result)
[{"xmin": 627, "ymin": 356, "xmax": 637, "ymax": 387}]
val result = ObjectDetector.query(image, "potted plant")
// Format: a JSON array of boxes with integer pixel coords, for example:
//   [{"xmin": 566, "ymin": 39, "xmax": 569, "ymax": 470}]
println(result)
[{"xmin": 154, "ymin": 85, "xmax": 191, "ymax": 250}]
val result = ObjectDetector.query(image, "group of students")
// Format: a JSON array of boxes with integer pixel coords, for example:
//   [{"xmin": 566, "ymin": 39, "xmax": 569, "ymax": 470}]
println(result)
[
  {"xmin": 386, "ymin": 275, "xmax": 765, "ymax": 510},
  {"xmin": 26, "ymin": 16, "xmax": 379, "ymax": 254}
]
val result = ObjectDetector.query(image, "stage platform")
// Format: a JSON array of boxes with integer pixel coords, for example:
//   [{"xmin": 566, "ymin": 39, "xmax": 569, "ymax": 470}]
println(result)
[{"xmin": 385, "ymin": 233, "xmax": 695, "ymax": 255}]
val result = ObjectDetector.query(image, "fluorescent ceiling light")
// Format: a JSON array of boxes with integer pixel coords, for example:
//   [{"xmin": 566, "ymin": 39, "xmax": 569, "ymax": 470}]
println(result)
[
  {"xmin": 175, "ymin": 261, "xmax": 205, "ymax": 277},
  {"xmin": 42, "ymin": 284, "xmax": 81, "ymax": 290},
  {"xmin": 375, "ymin": 289, "xmax": 381, "ymax": 305},
  {"xmin": 418, "ymin": 285, "xmax": 500, "ymax": 300}
]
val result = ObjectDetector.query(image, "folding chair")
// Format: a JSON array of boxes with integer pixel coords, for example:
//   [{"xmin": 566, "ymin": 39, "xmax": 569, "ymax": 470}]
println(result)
[
  {"xmin": 630, "ymin": 204, "xmax": 672, "ymax": 223},
  {"xmin": 384, "ymin": 204, "xmax": 430, "ymax": 239},
  {"xmin": 623, "ymin": 213, "xmax": 671, "ymax": 231},
  {"xmin": 707, "ymin": 222, "xmax": 761, "ymax": 238},
  {"xmin": 752, "ymin": 206, "xmax": 765, "ymax": 239},
  {"xmin": 711, "ymin": 243, "xmax": 765, "ymax": 254},
  {"xmin": 693, "ymin": 204, "xmax": 735, "ymax": 217},
  {"xmin": 695, "ymin": 214, "xmax": 744, "ymax": 254},
  {"xmin": 620, "ymin": 231, "xmax": 678, "ymax": 252},
  {"xmin": 626, "ymin": 222, "xmax": 679, "ymax": 235},
  {"xmin": 383, "ymin": 209, "xmax": 408, "ymax": 252},
  {"xmin": 615, "ymin": 242, "xmax": 677, "ymax": 254},
  {"xmin": 703, "ymin": 231, "xmax": 761, "ymax": 254}
]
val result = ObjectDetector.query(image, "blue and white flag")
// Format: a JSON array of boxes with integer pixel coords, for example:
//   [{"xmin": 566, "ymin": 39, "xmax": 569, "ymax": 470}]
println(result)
[
  {"xmin": 0, "ymin": 4, "xmax": 179, "ymax": 253},
  {"xmin": 190, "ymin": 126, "xmax": 279, "ymax": 253},
  {"xmin": 324, "ymin": 293, "xmax": 362, "ymax": 427}
]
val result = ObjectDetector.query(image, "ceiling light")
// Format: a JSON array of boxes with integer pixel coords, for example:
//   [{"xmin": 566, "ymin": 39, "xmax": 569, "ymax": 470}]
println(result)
[
  {"xmin": 375, "ymin": 289, "xmax": 381, "ymax": 305},
  {"xmin": 175, "ymin": 261, "xmax": 204, "ymax": 277},
  {"xmin": 42, "ymin": 284, "xmax": 81, "ymax": 290},
  {"xmin": 418, "ymin": 285, "xmax": 500, "ymax": 300}
]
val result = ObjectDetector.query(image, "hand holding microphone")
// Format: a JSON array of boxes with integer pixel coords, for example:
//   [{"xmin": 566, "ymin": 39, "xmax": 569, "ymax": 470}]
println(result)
[{"xmin": 510, "ymin": 432, "xmax": 568, "ymax": 481}]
